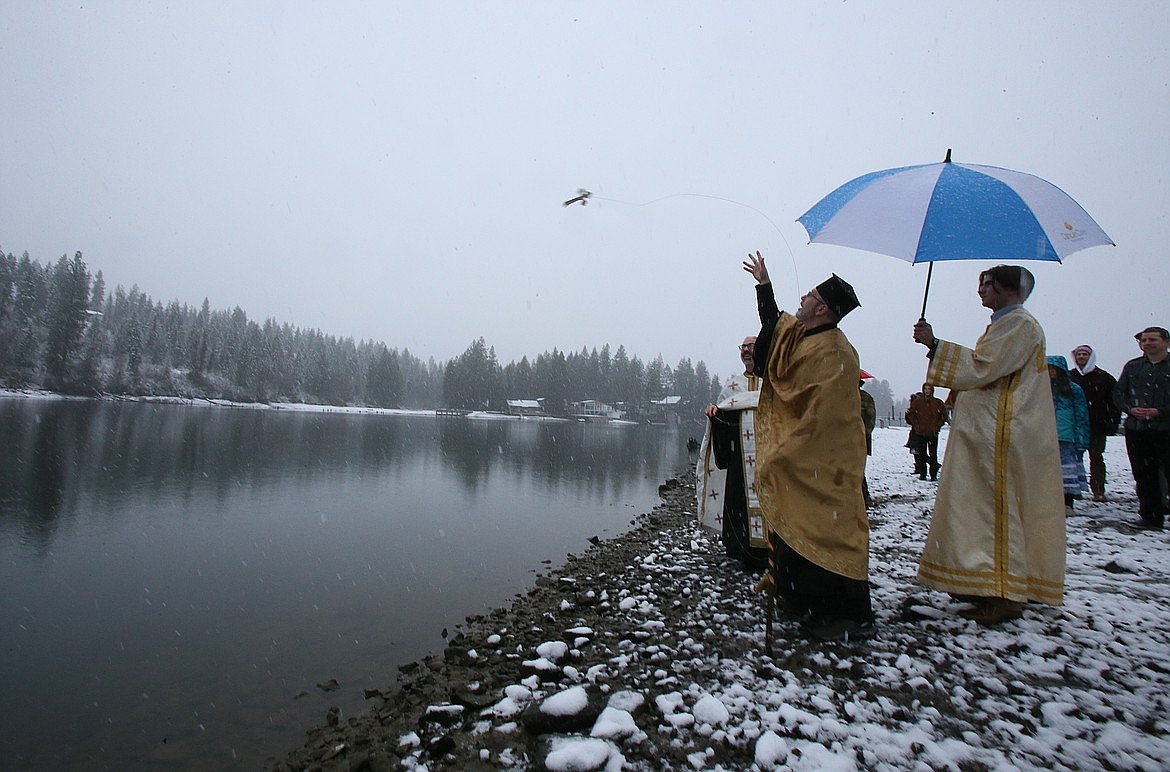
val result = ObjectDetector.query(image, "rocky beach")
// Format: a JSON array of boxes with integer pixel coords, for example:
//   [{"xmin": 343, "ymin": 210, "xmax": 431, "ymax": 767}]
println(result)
[{"xmin": 274, "ymin": 429, "xmax": 1170, "ymax": 771}]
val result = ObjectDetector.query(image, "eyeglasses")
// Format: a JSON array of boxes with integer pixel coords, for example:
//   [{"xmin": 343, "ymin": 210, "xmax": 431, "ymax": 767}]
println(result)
[{"xmin": 739, "ymin": 344, "xmax": 755, "ymax": 351}]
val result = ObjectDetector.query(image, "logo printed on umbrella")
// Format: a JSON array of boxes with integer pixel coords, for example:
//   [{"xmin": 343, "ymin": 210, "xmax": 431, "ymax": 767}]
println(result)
[{"xmin": 1060, "ymin": 221, "xmax": 1087, "ymax": 242}]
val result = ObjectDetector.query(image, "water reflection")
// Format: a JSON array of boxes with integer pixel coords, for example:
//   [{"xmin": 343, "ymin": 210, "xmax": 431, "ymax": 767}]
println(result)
[
  {"xmin": 1, "ymin": 403, "xmax": 681, "ymax": 541},
  {"xmin": 436, "ymin": 417, "xmax": 665, "ymax": 499},
  {"xmin": 0, "ymin": 399, "xmax": 697, "ymax": 771}
]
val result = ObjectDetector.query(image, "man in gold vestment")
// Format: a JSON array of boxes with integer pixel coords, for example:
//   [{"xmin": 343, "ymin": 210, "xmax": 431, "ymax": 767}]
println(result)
[
  {"xmin": 744, "ymin": 251, "xmax": 873, "ymax": 642},
  {"xmin": 912, "ymin": 265, "xmax": 1065, "ymax": 625}
]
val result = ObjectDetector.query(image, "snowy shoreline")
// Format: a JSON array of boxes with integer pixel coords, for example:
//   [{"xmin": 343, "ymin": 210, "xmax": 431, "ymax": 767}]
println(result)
[
  {"xmin": 276, "ymin": 428, "xmax": 1170, "ymax": 771},
  {"xmin": 0, "ymin": 389, "xmax": 643, "ymax": 424}
]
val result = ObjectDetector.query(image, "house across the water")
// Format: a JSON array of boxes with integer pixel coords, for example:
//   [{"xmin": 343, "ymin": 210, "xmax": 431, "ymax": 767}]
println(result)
[
  {"xmin": 568, "ymin": 399, "xmax": 623, "ymax": 422},
  {"xmin": 505, "ymin": 399, "xmax": 545, "ymax": 417}
]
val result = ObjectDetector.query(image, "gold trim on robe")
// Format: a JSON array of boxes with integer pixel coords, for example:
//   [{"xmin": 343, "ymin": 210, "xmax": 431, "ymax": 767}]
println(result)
[{"xmin": 919, "ymin": 307, "xmax": 1065, "ymax": 605}]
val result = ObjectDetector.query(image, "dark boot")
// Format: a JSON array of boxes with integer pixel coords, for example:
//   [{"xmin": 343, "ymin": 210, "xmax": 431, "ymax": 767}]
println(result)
[
  {"xmin": 958, "ymin": 597, "xmax": 1023, "ymax": 625},
  {"xmin": 802, "ymin": 615, "xmax": 875, "ymax": 642},
  {"xmin": 948, "ymin": 592, "xmax": 984, "ymax": 604}
]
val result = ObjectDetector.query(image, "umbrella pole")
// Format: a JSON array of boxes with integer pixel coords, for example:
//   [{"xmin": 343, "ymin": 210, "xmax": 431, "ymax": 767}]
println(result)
[{"xmin": 919, "ymin": 262, "xmax": 934, "ymax": 321}]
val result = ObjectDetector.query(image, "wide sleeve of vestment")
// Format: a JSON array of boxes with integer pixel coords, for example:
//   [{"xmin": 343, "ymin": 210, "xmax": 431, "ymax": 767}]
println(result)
[
  {"xmin": 710, "ymin": 412, "xmax": 738, "ymax": 470},
  {"xmin": 927, "ymin": 309, "xmax": 1045, "ymax": 392}
]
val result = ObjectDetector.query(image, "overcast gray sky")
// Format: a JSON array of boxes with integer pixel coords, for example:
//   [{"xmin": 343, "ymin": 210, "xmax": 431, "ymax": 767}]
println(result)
[{"xmin": 2, "ymin": 2, "xmax": 1166, "ymax": 399}]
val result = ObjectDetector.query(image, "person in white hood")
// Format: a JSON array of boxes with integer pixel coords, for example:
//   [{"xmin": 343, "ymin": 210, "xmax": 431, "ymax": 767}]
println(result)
[{"xmin": 1069, "ymin": 345, "xmax": 1121, "ymax": 502}]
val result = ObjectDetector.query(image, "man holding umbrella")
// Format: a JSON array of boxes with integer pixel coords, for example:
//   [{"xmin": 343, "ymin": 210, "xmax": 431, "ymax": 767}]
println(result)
[
  {"xmin": 744, "ymin": 251, "xmax": 873, "ymax": 644},
  {"xmin": 912, "ymin": 265, "xmax": 1065, "ymax": 625}
]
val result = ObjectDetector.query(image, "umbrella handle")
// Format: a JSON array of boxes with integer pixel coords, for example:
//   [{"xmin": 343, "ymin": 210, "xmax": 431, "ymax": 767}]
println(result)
[{"xmin": 918, "ymin": 262, "xmax": 934, "ymax": 322}]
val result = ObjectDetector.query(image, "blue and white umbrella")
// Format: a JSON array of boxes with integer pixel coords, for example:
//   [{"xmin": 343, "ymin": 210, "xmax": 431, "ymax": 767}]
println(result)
[{"xmin": 797, "ymin": 149, "xmax": 1114, "ymax": 317}]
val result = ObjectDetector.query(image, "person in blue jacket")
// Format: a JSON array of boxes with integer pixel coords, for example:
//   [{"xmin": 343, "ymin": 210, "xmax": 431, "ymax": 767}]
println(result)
[{"xmin": 1047, "ymin": 355, "xmax": 1090, "ymax": 513}]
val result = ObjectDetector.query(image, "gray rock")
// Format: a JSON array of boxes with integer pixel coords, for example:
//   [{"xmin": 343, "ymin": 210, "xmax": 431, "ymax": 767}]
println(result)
[
  {"xmin": 533, "ymin": 735, "xmax": 613, "ymax": 772},
  {"xmin": 518, "ymin": 657, "xmax": 564, "ymax": 681},
  {"xmin": 520, "ymin": 686, "xmax": 606, "ymax": 735},
  {"xmin": 450, "ymin": 685, "xmax": 499, "ymax": 710},
  {"xmin": 419, "ymin": 703, "xmax": 464, "ymax": 729}
]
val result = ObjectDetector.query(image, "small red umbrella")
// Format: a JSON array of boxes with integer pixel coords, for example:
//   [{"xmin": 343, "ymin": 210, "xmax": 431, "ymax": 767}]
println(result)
[{"xmin": 860, "ymin": 369, "xmax": 875, "ymax": 380}]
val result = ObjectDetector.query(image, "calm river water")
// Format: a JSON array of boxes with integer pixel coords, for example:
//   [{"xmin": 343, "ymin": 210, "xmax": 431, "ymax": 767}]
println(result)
[{"xmin": 0, "ymin": 397, "xmax": 698, "ymax": 770}]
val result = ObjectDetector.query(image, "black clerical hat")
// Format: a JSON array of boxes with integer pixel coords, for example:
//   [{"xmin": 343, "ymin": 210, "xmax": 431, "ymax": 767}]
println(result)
[{"xmin": 815, "ymin": 274, "xmax": 860, "ymax": 320}]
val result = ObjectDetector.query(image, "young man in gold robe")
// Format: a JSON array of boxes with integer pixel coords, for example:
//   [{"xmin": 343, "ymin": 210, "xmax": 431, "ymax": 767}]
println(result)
[
  {"xmin": 743, "ymin": 251, "xmax": 873, "ymax": 643},
  {"xmin": 912, "ymin": 265, "xmax": 1065, "ymax": 625}
]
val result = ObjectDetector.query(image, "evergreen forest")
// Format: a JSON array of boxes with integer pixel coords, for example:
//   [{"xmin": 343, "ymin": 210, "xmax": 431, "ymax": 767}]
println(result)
[{"xmin": 0, "ymin": 249, "xmax": 730, "ymax": 418}]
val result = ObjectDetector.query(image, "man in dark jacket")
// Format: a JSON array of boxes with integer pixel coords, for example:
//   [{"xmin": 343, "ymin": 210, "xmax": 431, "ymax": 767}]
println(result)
[
  {"xmin": 1113, "ymin": 326, "xmax": 1170, "ymax": 530},
  {"xmin": 905, "ymin": 384, "xmax": 947, "ymax": 481},
  {"xmin": 1069, "ymin": 345, "xmax": 1121, "ymax": 501}
]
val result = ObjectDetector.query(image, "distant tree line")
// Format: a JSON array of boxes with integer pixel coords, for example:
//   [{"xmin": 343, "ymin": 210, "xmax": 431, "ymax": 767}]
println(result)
[
  {"xmin": 442, "ymin": 337, "xmax": 718, "ymax": 417},
  {"xmin": 0, "ymin": 250, "xmax": 722, "ymax": 415}
]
